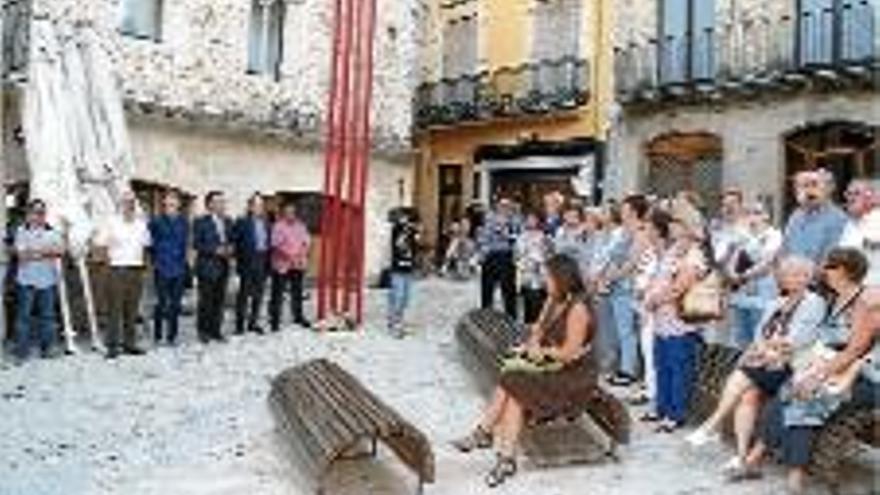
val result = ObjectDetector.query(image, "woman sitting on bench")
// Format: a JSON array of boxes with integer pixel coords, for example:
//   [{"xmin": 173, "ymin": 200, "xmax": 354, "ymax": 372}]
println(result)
[
  {"xmin": 451, "ymin": 253, "xmax": 599, "ymax": 488},
  {"xmin": 737, "ymin": 248, "xmax": 879, "ymax": 495},
  {"xmin": 685, "ymin": 255, "xmax": 826, "ymax": 476}
]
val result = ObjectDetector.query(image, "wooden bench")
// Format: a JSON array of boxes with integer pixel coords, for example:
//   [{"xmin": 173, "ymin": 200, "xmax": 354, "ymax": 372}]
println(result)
[
  {"xmin": 455, "ymin": 308, "xmax": 631, "ymax": 467},
  {"xmin": 688, "ymin": 343, "xmax": 879, "ymax": 490},
  {"xmin": 269, "ymin": 359, "xmax": 435, "ymax": 494}
]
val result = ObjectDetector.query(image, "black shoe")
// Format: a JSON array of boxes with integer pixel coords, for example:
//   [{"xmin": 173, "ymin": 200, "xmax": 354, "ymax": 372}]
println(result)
[
  {"xmin": 233, "ymin": 328, "xmax": 245, "ymax": 336},
  {"xmin": 214, "ymin": 335, "xmax": 228, "ymax": 343},
  {"xmin": 123, "ymin": 346, "xmax": 146, "ymax": 356},
  {"xmin": 198, "ymin": 335, "xmax": 211, "ymax": 344},
  {"xmin": 249, "ymin": 325, "xmax": 265, "ymax": 335},
  {"xmin": 294, "ymin": 318, "xmax": 312, "ymax": 329},
  {"xmin": 106, "ymin": 348, "xmax": 120, "ymax": 360},
  {"xmin": 485, "ymin": 454, "xmax": 517, "ymax": 488}
]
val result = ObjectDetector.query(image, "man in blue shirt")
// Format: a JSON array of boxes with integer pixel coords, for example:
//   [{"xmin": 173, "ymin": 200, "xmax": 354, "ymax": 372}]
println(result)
[
  {"xmin": 782, "ymin": 170, "xmax": 847, "ymax": 264},
  {"xmin": 148, "ymin": 191, "xmax": 189, "ymax": 345},
  {"xmin": 13, "ymin": 199, "xmax": 64, "ymax": 361},
  {"xmin": 477, "ymin": 198, "xmax": 521, "ymax": 318}
]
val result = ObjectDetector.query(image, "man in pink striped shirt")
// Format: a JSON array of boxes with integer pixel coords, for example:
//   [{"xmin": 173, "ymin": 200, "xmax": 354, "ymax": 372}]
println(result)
[{"xmin": 269, "ymin": 202, "xmax": 312, "ymax": 330}]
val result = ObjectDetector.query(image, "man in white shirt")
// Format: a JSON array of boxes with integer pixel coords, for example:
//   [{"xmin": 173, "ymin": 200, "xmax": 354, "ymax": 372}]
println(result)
[
  {"xmin": 839, "ymin": 180, "xmax": 879, "ymax": 286},
  {"xmin": 95, "ymin": 191, "xmax": 151, "ymax": 358}
]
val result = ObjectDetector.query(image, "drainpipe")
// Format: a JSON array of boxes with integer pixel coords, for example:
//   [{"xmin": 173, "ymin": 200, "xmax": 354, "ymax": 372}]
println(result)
[{"xmin": 0, "ymin": 12, "xmax": 8, "ymax": 353}]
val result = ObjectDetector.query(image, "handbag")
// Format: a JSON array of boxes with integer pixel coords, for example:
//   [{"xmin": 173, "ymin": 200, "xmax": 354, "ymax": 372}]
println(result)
[{"xmin": 680, "ymin": 270, "xmax": 725, "ymax": 323}]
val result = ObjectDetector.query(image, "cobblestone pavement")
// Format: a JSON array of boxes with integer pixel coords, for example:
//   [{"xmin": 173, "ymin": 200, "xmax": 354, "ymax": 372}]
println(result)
[{"xmin": 0, "ymin": 278, "xmax": 874, "ymax": 495}]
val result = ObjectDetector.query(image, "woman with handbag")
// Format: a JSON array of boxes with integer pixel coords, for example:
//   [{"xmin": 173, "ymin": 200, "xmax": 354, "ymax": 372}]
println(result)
[
  {"xmin": 450, "ymin": 254, "xmax": 604, "ymax": 488},
  {"xmin": 734, "ymin": 248, "xmax": 878, "ymax": 494},
  {"xmin": 684, "ymin": 256, "xmax": 826, "ymax": 475},
  {"xmin": 642, "ymin": 199, "xmax": 709, "ymax": 432}
]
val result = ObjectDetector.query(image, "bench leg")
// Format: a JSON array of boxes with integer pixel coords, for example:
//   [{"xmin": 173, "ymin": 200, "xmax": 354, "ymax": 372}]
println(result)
[{"xmin": 371, "ymin": 437, "xmax": 378, "ymax": 458}]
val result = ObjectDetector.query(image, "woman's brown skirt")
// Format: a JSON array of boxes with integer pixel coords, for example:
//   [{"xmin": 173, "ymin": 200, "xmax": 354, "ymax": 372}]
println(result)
[{"xmin": 499, "ymin": 356, "xmax": 630, "ymax": 443}]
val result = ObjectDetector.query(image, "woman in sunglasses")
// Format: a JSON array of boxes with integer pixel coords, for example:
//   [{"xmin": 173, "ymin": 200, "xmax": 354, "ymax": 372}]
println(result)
[{"xmin": 733, "ymin": 247, "xmax": 878, "ymax": 494}]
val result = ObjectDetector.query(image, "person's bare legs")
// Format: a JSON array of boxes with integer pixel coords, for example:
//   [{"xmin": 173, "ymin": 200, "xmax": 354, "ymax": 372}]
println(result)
[
  {"xmin": 452, "ymin": 386, "xmax": 509, "ymax": 452},
  {"xmin": 787, "ymin": 468, "xmax": 807, "ymax": 494},
  {"xmin": 479, "ymin": 387, "xmax": 510, "ymax": 431},
  {"xmin": 733, "ymin": 389, "xmax": 763, "ymax": 459},
  {"xmin": 687, "ymin": 370, "xmax": 753, "ymax": 445},
  {"xmin": 485, "ymin": 398, "xmax": 523, "ymax": 487}
]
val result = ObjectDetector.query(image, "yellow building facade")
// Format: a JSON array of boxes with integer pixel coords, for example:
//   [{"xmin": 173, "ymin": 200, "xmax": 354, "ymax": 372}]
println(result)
[{"xmin": 413, "ymin": 0, "xmax": 613, "ymax": 257}]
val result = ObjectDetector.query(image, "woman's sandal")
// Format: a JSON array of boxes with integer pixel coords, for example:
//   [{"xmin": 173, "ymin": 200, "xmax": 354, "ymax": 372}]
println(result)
[
  {"xmin": 485, "ymin": 454, "xmax": 517, "ymax": 488},
  {"xmin": 450, "ymin": 426, "xmax": 492, "ymax": 453}
]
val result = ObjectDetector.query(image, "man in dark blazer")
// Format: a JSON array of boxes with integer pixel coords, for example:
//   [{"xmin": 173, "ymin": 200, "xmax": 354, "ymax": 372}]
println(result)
[
  {"xmin": 232, "ymin": 192, "xmax": 270, "ymax": 335},
  {"xmin": 193, "ymin": 191, "xmax": 233, "ymax": 343}
]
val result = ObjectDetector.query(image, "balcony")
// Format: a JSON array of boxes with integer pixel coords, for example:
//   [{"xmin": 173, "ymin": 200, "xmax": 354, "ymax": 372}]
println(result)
[
  {"xmin": 615, "ymin": 1, "xmax": 877, "ymax": 106},
  {"xmin": 2, "ymin": 0, "xmax": 32, "ymax": 84},
  {"xmin": 415, "ymin": 56, "xmax": 590, "ymax": 129}
]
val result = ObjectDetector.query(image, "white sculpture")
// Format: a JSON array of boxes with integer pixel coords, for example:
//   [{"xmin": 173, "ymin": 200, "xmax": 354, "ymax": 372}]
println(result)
[{"xmin": 23, "ymin": 19, "xmax": 135, "ymax": 353}]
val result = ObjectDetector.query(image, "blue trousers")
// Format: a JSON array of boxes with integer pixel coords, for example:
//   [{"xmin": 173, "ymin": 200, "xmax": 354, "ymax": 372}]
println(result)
[
  {"xmin": 608, "ymin": 290, "xmax": 638, "ymax": 377},
  {"xmin": 731, "ymin": 306, "xmax": 763, "ymax": 349},
  {"xmin": 387, "ymin": 271, "xmax": 413, "ymax": 325},
  {"xmin": 153, "ymin": 274, "xmax": 185, "ymax": 344},
  {"xmin": 15, "ymin": 284, "xmax": 56, "ymax": 359},
  {"xmin": 654, "ymin": 332, "xmax": 702, "ymax": 424}
]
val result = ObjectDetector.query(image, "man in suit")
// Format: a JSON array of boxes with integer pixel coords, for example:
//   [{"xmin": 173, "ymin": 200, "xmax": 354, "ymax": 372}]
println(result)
[
  {"xmin": 232, "ymin": 192, "xmax": 270, "ymax": 335},
  {"xmin": 193, "ymin": 191, "xmax": 233, "ymax": 343},
  {"xmin": 148, "ymin": 191, "xmax": 188, "ymax": 346}
]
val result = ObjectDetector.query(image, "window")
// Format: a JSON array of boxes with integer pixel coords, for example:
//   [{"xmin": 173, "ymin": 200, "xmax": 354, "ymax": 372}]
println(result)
[
  {"xmin": 121, "ymin": 0, "xmax": 163, "ymax": 41},
  {"xmin": 532, "ymin": 0, "xmax": 581, "ymax": 61},
  {"xmin": 248, "ymin": 0, "xmax": 285, "ymax": 80},
  {"xmin": 441, "ymin": 14, "xmax": 478, "ymax": 79},
  {"xmin": 658, "ymin": 0, "xmax": 715, "ymax": 83}
]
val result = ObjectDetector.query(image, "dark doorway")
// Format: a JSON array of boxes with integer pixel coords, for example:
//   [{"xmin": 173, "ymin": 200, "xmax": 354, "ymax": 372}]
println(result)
[
  {"xmin": 490, "ymin": 169, "xmax": 578, "ymax": 215},
  {"xmin": 645, "ymin": 132, "xmax": 724, "ymax": 215},
  {"xmin": 784, "ymin": 122, "xmax": 878, "ymax": 215},
  {"xmin": 437, "ymin": 164, "xmax": 464, "ymax": 264}
]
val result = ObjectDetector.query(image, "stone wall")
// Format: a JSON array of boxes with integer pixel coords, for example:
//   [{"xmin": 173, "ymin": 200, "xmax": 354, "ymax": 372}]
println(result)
[
  {"xmin": 33, "ymin": 0, "xmax": 423, "ymax": 153},
  {"xmin": 609, "ymin": 93, "xmax": 880, "ymax": 216},
  {"xmin": 128, "ymin": 117, "xmax": 412, "ymax": 275}
]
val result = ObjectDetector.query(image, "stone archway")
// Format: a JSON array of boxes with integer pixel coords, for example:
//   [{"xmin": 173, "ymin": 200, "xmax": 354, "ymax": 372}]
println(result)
[
  {"xmin": 783, "ymin": 121, "xmax": 878, "ymax": 214},
  {"xmin": 644, "ymin": 132, "xmax": 724, "ymax": 213}
]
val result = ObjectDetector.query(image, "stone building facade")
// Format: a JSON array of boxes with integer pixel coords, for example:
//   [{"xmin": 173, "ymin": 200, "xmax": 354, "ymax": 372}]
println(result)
[
  {"xmin": 3, "ymin": 0, "xmax": 425, "ymax": 276},
  {"xmin": 610, "ymin": 0, "xmax": 878, "ymax": 218}
]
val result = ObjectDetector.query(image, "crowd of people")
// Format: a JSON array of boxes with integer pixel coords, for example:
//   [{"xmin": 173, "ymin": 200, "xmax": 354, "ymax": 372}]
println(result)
[
  {"xmin": 5, "ymin": 168, "xmax": 879, "ymax": 493},
  {"xmin": 10, "ymin": 190, "xmax": 313, "ymax": 362},
  {"xmin": 450, "ymin": 170, "xmax": 878, "ymax": 492}
]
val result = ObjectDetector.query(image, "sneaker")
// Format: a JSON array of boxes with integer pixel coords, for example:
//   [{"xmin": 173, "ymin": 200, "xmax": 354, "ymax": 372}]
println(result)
[
  {"xmin": 685, "ymin": 427, "xmax": 720, "ymax": 448},
  {"xmin": 608, "ymin": 373, "xmax": 636, "ymax": 387}
]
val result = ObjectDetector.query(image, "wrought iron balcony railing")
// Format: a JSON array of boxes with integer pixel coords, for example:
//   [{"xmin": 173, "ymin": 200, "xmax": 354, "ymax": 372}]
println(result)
[
  {"xmin": 415, "ymin": 56, "xmax": 590, "ymax": 129},
  {"xmin": 615, "ymin": 1, "xmax": 877, "ymax": 105},
  {"xmin": 2, "ymin": 0, "xmax": 32, "ymax": 82}
]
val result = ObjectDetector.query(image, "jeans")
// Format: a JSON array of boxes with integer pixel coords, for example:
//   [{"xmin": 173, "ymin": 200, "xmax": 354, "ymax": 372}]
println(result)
[
  {"xmin": 595, "ymin": 296, "xmax": 620, "ymax": 373},
  {"xmin": 731, "ymin": 306, "xmax": 763, "ymax": 349},
  {"xmin": 153, "ymin": 274, "xmax": 185, "ymax": 344},
  {"xmin": 609, "ymin": 290, "xmax": 638, "ymax": 377},
  {"xmin": 15, "ymin": 284, "xmax": 56, "ymax": 359},
  {"xmin": 387, "ymin": 271, "xmax": 413, "ymax": 326},
  {"xmin": 654, "ymin": 332, "xmax": 702, "ymax": 424}
]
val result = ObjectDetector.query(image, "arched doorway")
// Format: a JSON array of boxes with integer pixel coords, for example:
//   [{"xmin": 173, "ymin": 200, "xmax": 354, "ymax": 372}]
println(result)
[
  {"xmin": 784, "ymin": 122, "xmax": 878, "ymax": 214},
  {"xmin": 644, "ymin": 132, "xmax": 723, "ymax": 214}
]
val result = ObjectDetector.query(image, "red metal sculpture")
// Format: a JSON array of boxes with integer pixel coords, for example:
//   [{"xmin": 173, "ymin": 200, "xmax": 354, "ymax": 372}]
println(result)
[{"xmin": 318, "ymin": 0, "xmax": 377, "ymax": 328}]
